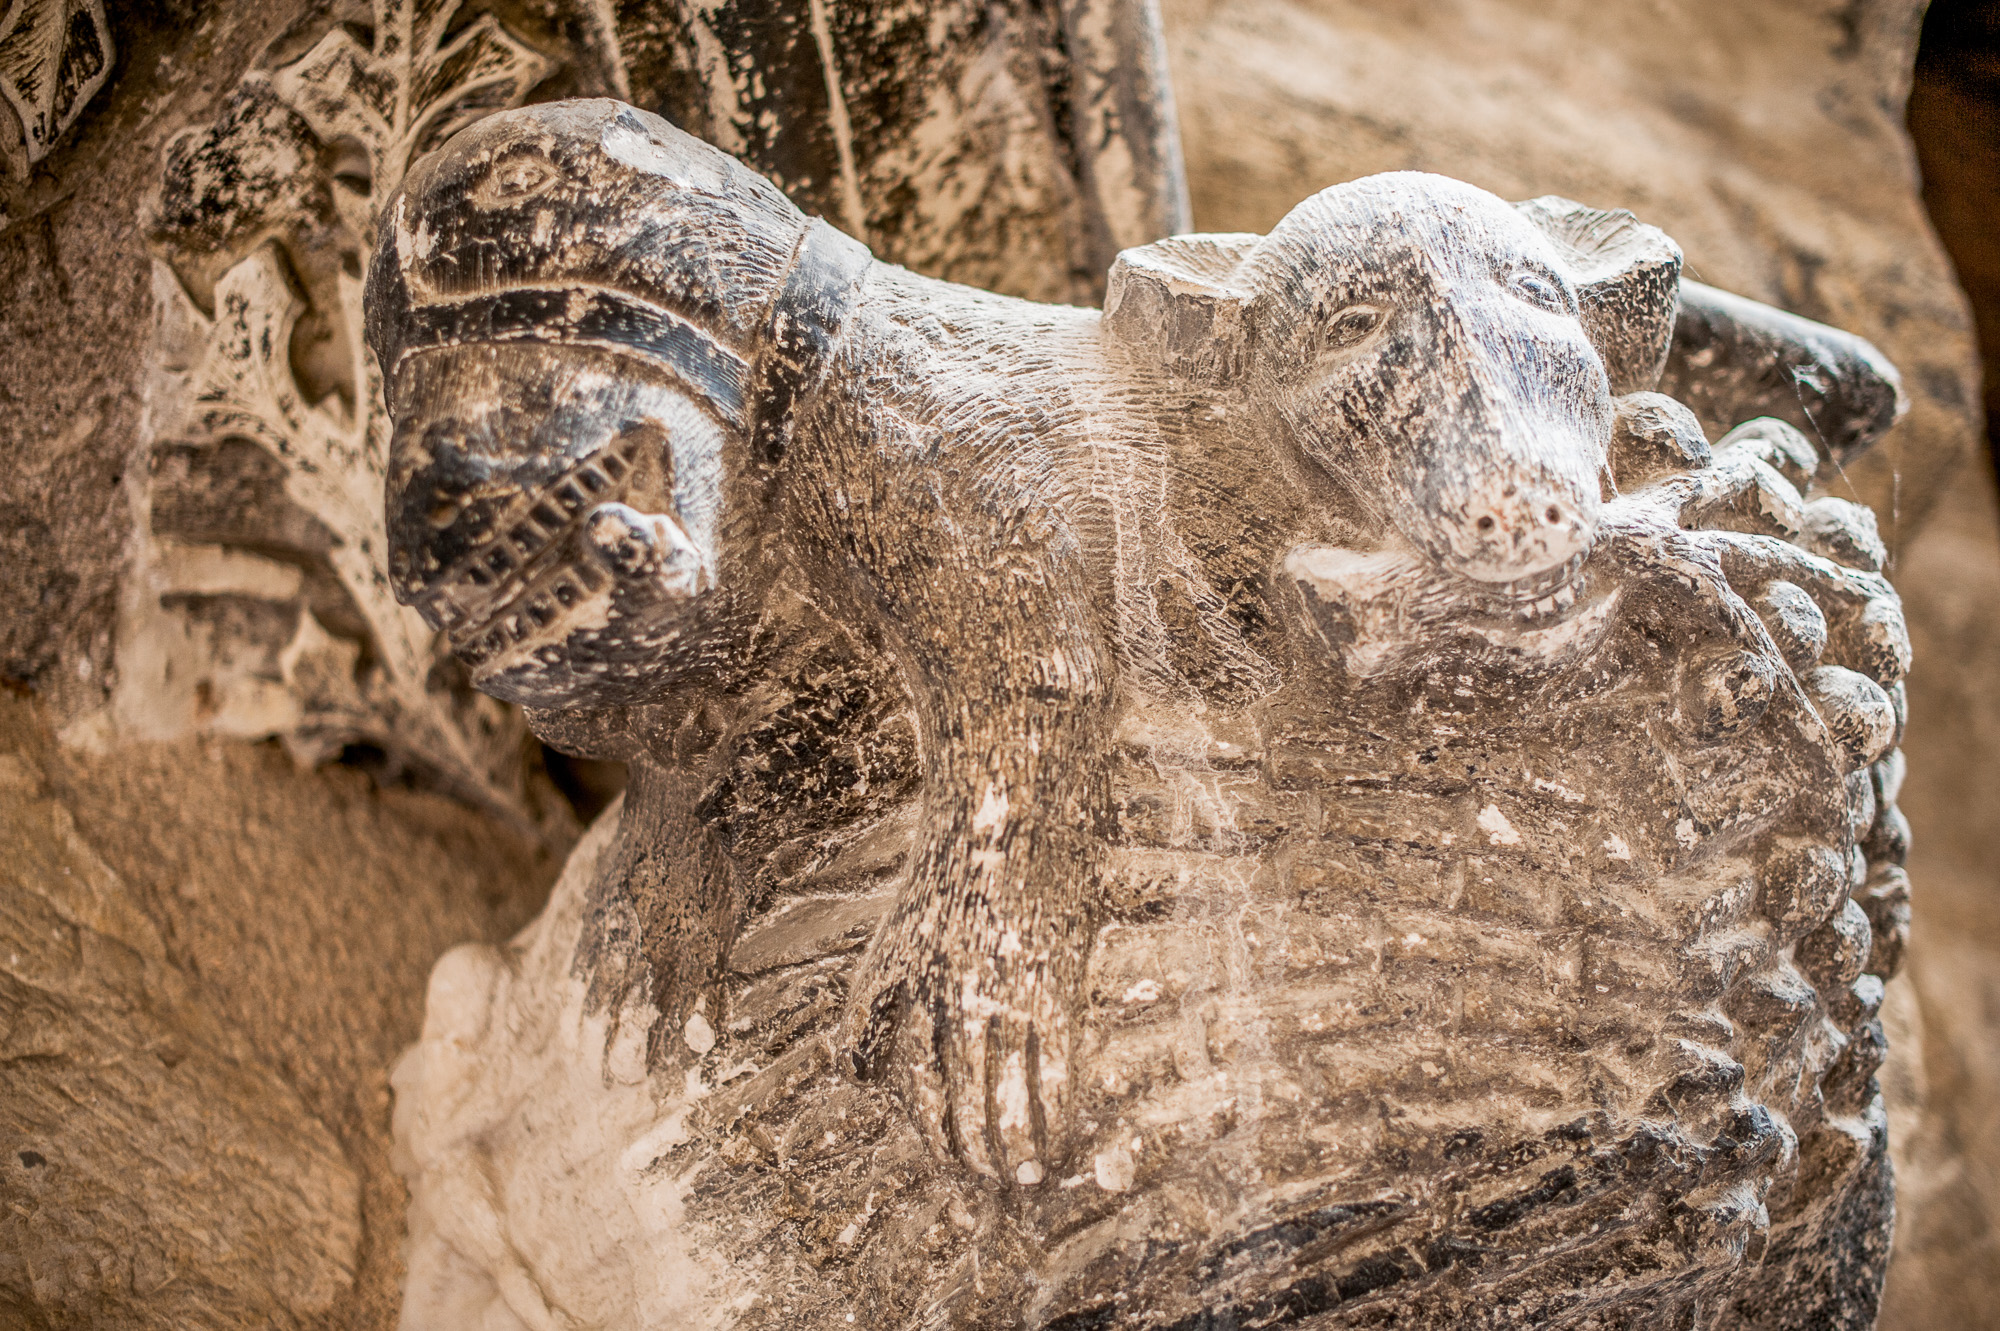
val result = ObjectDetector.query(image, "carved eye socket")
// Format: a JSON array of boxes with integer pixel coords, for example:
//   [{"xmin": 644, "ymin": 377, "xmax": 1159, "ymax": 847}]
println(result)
[
  {"xmin": 1509, "ymin": 269, "xmax": 1569, "ymax": 313},
  {"xmin": 474, "ymin": 155, "xmax": 558, "ymax": 208},
  {"xmin": 1325, "ymin": 304, "xmax": 1385, "ymax": 351}
]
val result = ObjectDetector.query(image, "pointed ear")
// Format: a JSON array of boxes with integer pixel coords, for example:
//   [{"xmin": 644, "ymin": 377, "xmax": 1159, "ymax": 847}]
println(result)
[
  {"xmin": 1516, "ymin": 197, "xmax": 1684, "ymax": 395},
  {"xmin": 1103, "ymin": 234, "xmax": 1262, "ymax": 383}
]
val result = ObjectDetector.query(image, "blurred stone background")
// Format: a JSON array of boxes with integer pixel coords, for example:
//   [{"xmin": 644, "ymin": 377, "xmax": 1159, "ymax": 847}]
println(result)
[{"xmin": 0, "ymin": 0, "xmax": 1995, "ymax": 1325}]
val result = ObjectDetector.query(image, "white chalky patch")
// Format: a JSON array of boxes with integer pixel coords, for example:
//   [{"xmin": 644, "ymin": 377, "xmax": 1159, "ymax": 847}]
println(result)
[
  {"xmin": 1603, "ymin": 834, "xmax": 1633, "ymax": 861},
  {"xmin": 601, "ymin": 119, "xmax": 728, "ymax": 191},
  {"xmin": 972, "ymin": 781, "xmax": 1010, "ymax": 835},
  {"xmin": 620, "ymin": 1111, "xmax": 693, "ymax": 1171},
  {"xmin": 996, "ymin": 1052, "xmax": 1033, "ymax": 1133},
  {"xmin": 1478, "ymin": 804, "xmax": 1523, "ymax": 846},
  {"xmin": 1094, "ymin": 1146, "xmax": 1136, "ymax": 1193},
  {"xmin": 683, "ymin": 1011, "xmax": 716, "ymax": 1056},
  {"xmin": 606, "ymin": 1012, "xmax": 651, "ymax": 1085}
]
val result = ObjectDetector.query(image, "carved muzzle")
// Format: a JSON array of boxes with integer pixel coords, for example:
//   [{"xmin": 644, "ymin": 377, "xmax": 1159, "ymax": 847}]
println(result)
[
  {"xmin": 366, "ymin": 100, "xmax": 875, "ymax": 675},
  {"xmin": 1431, "ymin": 466, "xmax": 1597, "ymax": 593}
]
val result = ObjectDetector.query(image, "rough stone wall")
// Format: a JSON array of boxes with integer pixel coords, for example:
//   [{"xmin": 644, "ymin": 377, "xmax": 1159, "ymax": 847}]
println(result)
[
  {"xmin": 0, "ymin": 7, "xmax": 569, "ymax": 1324},
  {"xmin": 0, "ymin": 691, "xmax": 558, "ymax": 1327},
  {"xmin": 1883, "ymin": 5, "xmax": 2000, "ymax": 1320}
]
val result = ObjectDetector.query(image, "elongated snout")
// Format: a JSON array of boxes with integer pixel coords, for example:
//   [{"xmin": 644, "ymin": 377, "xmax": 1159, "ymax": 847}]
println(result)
[{"xmin": 1441, "ymin": 476, "xmax": 1596, "ymax": 586}]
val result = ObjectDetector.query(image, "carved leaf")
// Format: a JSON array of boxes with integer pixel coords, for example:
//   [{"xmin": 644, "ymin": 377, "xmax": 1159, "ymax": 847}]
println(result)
[
  {"xmin": 272, "ymin": 0, "xmax": 552, "ymax": 238},
  {"xmin": 99, "ymin": 2, "xmax": 557, "ymax": 831},
  {"xmin": 0, "ymin": 0, "xmax": 110, "ymax": 173},
  {"xmin": 153, "ymin": 246, "xmax": 524, "ymax": 807}
]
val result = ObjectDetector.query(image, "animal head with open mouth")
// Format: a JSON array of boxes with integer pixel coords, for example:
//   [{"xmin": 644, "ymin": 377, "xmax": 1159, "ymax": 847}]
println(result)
[{"xmin": 366, "ymin": 101, "xmax": 870, "ymax": 709}]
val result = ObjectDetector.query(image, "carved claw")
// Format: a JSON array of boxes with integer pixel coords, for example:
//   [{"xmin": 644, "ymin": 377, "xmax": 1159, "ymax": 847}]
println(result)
[
  {"xmin": 1649, "ymin": 415, "xmax": 1908, "ymax": 784},
  {"xmin": 844, "ymin": 899, "xmax": 1079, "ymax": 1186},
  {"xmin": 931, "ymin": 971, "xmax": 1070, "ymax": 1185},
  {"xmin": 1652, "ymin": 412, "xmax": 1908, "ymax": 693},
  {"xmin": 1704, "ymin": 533, "xmax": 1908, "ymax": 690}
]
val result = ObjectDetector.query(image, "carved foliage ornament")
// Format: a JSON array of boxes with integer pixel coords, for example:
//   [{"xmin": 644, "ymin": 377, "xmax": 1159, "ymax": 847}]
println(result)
[
  {"xmin": 0, "ymin": 0, "xmax": 109, "ymax": 175},
  {"xmin": 372, "ymin": 103, "xmax": 1911, "ymax": 1328},
  {"xmin": 104, "ymin": 0, "xmax": 1188, "ymax": 830},
  {"xmin": 80, "ymin": 0, "xmax": 556, "ymax": 824}
]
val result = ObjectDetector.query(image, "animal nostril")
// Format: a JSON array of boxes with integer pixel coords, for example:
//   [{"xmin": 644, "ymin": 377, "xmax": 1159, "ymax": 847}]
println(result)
[
  {"xmin": 1545, "ymin": 506, "xmax": 1562, "ymax": 524},
  {"xmin": 1477, "ymin": 516, "xmax": 1496, "ymax": 533}
]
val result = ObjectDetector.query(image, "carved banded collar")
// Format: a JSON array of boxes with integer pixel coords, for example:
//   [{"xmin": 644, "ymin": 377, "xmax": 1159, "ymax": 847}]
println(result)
[{"xmin": 384, "ymin": 218, "xmax": 873, "ymax": 463}]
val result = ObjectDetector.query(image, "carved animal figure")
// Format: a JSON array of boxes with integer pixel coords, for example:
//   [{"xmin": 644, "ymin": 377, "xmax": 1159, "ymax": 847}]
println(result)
[
  {"xmin": 370, "ymin": 99, "xmax": 1914, "ymax": 1329},
  {"xmin": 366, "ymin": 100, "xmax": 1902, "ymax": 1195}
]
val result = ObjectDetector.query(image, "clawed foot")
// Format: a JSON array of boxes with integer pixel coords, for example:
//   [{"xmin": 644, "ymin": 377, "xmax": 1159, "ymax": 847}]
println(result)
[
  {"xmin": 843, "ymin": 920, "xmax": 1078, "ymax": 1186},
  {"xmin": 1612, "ymin": 403, "xmax": 1907, "ymax": 771},
  {"xmin": 1638, "ymin": 410, "xmax": 1909, "ymax": 692}
]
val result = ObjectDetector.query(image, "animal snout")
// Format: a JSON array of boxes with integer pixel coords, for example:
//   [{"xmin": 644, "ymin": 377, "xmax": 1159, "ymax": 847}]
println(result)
[{"xmin": 1448, "ymin": 482, "xmax": 1595, "ymax": 585}]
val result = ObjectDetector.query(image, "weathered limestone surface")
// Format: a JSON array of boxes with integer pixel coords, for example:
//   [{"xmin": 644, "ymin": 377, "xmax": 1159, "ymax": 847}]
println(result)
[
  {"xmin": 0, "ymin": 0, "xmax": 1991, "ymax": 1326},
  {"xmin": 370, "ymin": 100, "xmax": 1912, "ymax": 1328},
  {"xmin": 0, "ymin": 3, "xmax": 1195, "ymax": 1326},
  {"xmin": 1879, "ymin": 466, "xmax": 2000, "ymax": 1330},
  {"xmin": 0, "ymin": 8, "xmax": 572, "ymax": 1325}
]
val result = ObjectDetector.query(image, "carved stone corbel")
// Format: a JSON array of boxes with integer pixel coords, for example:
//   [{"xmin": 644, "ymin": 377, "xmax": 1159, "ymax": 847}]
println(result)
[{"xmin": 373, "ymin": 102, "xmax": 1911, "ymax": 1329}]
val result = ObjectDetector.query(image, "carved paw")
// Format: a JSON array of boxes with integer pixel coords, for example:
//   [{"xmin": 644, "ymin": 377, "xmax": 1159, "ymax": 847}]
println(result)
[
  {"xmin": 1619, "ymin": 404, "xmax": 1909, "ymax": 707},
  {"xmin": 845, "ymin": 918, "xmax": 1077, "ymax": 1186},
  {"xmin": 1643, "ymin": 410, "xmax": 1911, "ymax": 1004}
]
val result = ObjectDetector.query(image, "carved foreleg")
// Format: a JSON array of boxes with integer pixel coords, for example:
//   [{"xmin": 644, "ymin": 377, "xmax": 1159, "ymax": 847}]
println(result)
[
  {"xmin": 853, "ymin": 674, "xmax": 1108, "ymax": 1184},
  {"xmin": 794, "ymin": 404, "xmax": 1112, "ymax": 1184},
  {"xmin": 577, "ymin": 757, "xmax": 745, "ymax": 1070}
]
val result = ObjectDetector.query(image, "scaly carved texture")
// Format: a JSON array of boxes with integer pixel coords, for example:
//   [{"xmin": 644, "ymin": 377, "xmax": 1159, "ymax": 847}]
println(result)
[{"xmin": 86, "ymin": 0, "xmax": 555, "ymax": 825}]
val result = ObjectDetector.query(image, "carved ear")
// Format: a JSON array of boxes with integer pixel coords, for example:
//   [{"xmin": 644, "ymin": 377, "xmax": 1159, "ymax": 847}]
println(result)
[
  {"xmin": 1103, "ymin": 234, "xmax": 1262, "ymax": 382},
  {"xmin": 1516, "ymin": 197, "xmax": 1683, "ymax": 395}
]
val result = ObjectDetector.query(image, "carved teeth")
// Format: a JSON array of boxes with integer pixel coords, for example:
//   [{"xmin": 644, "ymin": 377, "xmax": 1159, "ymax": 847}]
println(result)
[
  {"xmin": 419, "ymin": 433, "xmax": 651, "ymax": 647},
  {"xmin": 1504, "ymin": 559, "xmax": 1592, "ymax": 623},
  {"xmin": 1486, "ymin": 549, "xmax": 1589, "ymax": 622}
]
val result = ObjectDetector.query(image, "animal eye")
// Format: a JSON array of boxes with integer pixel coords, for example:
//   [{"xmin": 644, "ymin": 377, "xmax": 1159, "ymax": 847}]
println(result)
[
  {"xmin": 1509, "ymin": 270, "xmax": 1568, "ymax": 313},
  {"xmin": 1326, "ymin": 304, "xmax": 1384, "ymax": 350},
  {"xmin": 473, "ymin": 154, "xmax": 558, "ymax": 209}
]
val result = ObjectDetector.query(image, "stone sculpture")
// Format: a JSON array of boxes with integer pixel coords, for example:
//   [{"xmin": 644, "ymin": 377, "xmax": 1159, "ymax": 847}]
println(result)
[{"xmin": 372, "ymin": 100, "xmax": 1912, "ymax": 1328}]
